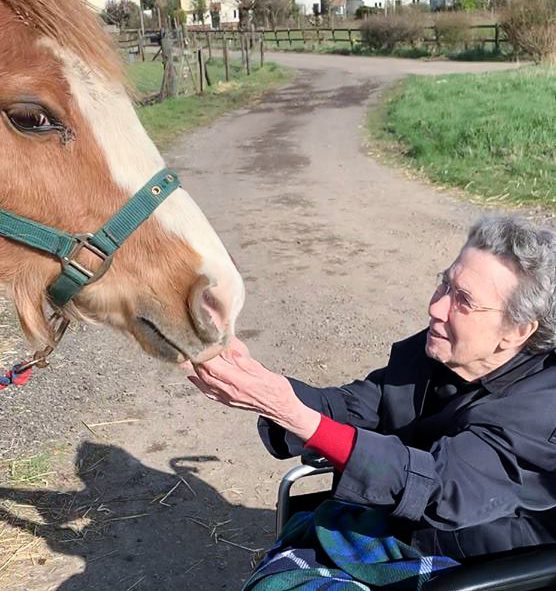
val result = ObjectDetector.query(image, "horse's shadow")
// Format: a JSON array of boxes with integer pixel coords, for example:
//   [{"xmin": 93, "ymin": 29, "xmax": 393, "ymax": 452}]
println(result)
[{"xmin": 0, "ymin": 442, "xmax": 275, "ymax": 590}]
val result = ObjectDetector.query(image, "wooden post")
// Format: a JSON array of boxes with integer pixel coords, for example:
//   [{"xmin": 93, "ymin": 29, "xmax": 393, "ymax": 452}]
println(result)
[
  {"xmin": 245, "ymin": 34, "xmax": 251, "ymax": 75},
  {"xmin": 174, "ymin": 18, "xmax": 184, "ymax": 51},
  {"xmin": 138, "ymin": 32, "xmax": 145, "ymax": 61},
  {"xmin": 288, "ymin": 28, "xmax": 292, "ymax": 46},
  {"xmin": 184, "ymin": 50, "xmax": 198, "ymax": 94},
  {"xmin": 197, "ymin": 48, "xmax": 204, "ymax": 93},
  {"xmin": 260, "ymin": 34, "xmax": 264, "ymax": 67},
  {"xmin": 348, "ymin": 28, "xmax": 353, "ymax": 50},
  {"xmin": 494, "ymin": 23, "xmax": 500, "ymax": 52},
  {"xmin": 206, "ymin": 31, "xmax": 212, "ymax": 60},
  {"xmin": 223, "ymin": 36, "xmax": 230, "ymax": 81},
  {"xmin": 240, "ymin": 33, "xmax": 246, "ymax": 70},
  {"xmin": 160, "ymin": 31, "xmax": 178, "ymax": 100},
  {"xmin": 139, "ymin": 0, "xmax": 145, "ymax": 37},
  {"xmin": 275, "ymin": 29, "xmax": 279, "ymax": 48},
  {"xmin": 204, "ymin": 59, "xmax": 212, "ymax": 86}
]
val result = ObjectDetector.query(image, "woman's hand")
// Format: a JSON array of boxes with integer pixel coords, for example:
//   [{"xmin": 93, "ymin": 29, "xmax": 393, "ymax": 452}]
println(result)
[{"xmin": 184, "ymin": 337, "xmax": 321, "ymax": 441}]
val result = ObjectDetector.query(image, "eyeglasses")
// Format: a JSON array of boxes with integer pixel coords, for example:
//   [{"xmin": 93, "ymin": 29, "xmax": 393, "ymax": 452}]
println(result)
[{"xmin": 433, "ymin": 271, "xmax": 505, "ymax": 315}]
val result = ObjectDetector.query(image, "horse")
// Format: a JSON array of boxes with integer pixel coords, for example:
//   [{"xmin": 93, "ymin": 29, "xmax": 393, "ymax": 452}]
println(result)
[{"xmin": 0, "ymin": 0, "xmax": 245, "ymax": 370}]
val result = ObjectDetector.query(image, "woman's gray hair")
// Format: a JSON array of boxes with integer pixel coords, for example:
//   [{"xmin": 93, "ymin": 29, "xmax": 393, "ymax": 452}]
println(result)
[{"xmin": 465, "ymin": 215, "xmax": 556, "ymax": 353}]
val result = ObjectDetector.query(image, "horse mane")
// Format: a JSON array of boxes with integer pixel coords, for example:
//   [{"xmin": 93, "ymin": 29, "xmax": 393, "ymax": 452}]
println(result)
[{"xmin": 1, "ymin": 0, "xmax": 124, "ymax": 83}]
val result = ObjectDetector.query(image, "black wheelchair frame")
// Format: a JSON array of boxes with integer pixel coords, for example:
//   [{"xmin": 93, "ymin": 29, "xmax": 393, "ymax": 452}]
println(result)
[{"xmin": 276, "ymin": 460, "xmax": 556, "ymax": 591}]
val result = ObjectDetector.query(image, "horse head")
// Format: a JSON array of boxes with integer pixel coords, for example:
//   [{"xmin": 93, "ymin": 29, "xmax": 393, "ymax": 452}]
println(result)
[{"xmin": 0, "ymin": 0, "xmax": 244, "ymax": 364}]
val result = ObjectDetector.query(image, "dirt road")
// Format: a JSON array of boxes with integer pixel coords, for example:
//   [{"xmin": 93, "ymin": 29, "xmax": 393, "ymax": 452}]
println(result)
[{"xmin": 0, "ymin": 54, "xmax": 523, "ymax": 590}]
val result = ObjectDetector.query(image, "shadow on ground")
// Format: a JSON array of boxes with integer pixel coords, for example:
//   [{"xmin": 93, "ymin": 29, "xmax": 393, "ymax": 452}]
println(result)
[{"xmin": 0, "ymin": 442, "xmax": 274, "ymax": 590}]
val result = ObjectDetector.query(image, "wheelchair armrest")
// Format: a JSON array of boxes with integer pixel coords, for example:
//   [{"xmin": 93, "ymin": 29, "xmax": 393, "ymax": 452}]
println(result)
[
  {"xmin": 276, "ymin": 461, "xmax": 334, "ymax": 536},
  {"xmin": 424, "ymin": 545, "xmax": 556, "ymax": 591},
  {"xmin": 301, "ymin": 453, "xmax": 334, "ymax": 469}
]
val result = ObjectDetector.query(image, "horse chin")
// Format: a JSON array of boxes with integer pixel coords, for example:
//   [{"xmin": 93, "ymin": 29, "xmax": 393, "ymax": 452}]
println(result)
[
  {"xmin": 132, "ymin": 316, "xmax": 226, "ymax": 364},
  {"xmin": 133, "ymin": 316, "xmax": 188, "ymax": 363}
]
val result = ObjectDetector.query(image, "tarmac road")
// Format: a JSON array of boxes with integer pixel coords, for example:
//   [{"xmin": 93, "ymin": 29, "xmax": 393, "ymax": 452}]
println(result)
[{"xmin": 0, "ymin": 53, "xmax": 524, "ymax": 590}]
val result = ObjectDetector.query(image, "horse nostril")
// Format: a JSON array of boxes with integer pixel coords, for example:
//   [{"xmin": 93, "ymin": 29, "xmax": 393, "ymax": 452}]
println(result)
[
  {"xmin": 187, "ymin": 275, "xmax": 226, "ymax": 344},
  {"xmin": 202, "ymin": 288, "xmax": 220, "ymax": 317}
]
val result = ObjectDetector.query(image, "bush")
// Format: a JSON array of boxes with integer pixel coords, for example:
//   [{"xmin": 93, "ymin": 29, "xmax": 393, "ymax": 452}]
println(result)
[
  {"xmin": 500, "ymin": 0, "xmax": 556, "ymax": 64},
  {"xmin": 455, "ymin": 0, "xmax": 489, "ymax": 10},
  {"xmin": 433, "ymin": 11, "xmax": 472, "ymax": 50},
  {"xmin": 360, "ymin": 13, "xmax": 426, "ymax": 52},
  {"xmin": 354, "ymin": 6, "xmax": 380, "ymax": 19}
]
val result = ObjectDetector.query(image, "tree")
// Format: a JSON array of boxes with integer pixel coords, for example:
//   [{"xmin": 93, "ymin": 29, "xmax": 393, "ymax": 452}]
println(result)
[
  {"xmin": 103, "ymin": 0, "xmax": 138, "ymax": 28},
  {"xmin": 192, "ymin": 0, "xmax": 207, "ymax": 22},
  {"xmin": 252, "ymin": 0, "xmax": 293, "ymax": 28},
  {"xmin": 143, "ymin": 0, "xmax": 182, "ymax": 20},
  {"xmin": 237, "ymin": 0, "xmax": 256, "ymax": 30}
]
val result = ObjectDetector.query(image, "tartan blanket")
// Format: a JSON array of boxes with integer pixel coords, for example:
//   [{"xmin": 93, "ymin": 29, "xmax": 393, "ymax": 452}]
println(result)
[{"xmin": 243, "ymin": 500, "xmax": 459, "ymax": 591}]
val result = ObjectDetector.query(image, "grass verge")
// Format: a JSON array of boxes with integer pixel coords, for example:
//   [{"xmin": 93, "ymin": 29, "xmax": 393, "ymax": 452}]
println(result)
[
  {"xmin": 269, "ymin": 42, "xmax": 511, "ymax": 62},
  {"xmin": 129, "ymin": 59, "xmax": 293, "ymax": 147},
  {"xmin": 368, "ymin": 66, "xmax": 556, "ymax": 206}
]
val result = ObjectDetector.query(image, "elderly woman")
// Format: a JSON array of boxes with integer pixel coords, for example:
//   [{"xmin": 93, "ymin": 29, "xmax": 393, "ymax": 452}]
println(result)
[{"xmin": 188, "ymin": 215, "xmax": 556, "ymax": 590}]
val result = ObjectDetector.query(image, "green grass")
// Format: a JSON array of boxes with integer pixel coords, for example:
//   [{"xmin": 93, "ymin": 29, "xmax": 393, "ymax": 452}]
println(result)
[
  {"xmin": 127, "ymin": 61, "xmax": 165, "ymax": 95},
  {"xmin": 270, "ymin": 40, "xmax": 511, "ymax": 62},
  {"xmin": 127, "ymin": 59, "xmax": 293, "ymax": 147},
  {"xmin": 4, "ymin": 453, "xmax": 52, "ymax": 486},
  {"xmin": 371, "ymin": 66, "xmax": 556, "ymax": 206}
]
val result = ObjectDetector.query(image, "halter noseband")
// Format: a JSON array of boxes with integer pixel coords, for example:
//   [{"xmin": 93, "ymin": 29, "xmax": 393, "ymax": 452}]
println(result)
[{"xmin": 0, "ymin": 168, "xmax": 181, "ymax": 369}]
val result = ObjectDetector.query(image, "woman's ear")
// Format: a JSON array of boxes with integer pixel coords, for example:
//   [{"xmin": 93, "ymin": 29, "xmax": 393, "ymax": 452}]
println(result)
[{"xmin": 500, "ymin": 320, "xmax": 539, "ymax": 351}]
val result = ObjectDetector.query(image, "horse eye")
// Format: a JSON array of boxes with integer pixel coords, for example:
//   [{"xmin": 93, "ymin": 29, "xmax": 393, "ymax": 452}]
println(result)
[{"xmin": 5, "ymin": 104, "xmax": 58, "ymax": 134}]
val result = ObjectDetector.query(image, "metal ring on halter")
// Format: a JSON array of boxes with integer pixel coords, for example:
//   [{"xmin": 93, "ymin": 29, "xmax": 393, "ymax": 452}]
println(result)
[
  {"xmin": 62, "ymin": 233, "xmax": 113, "ymax": 283},
  {"xmin": 18, "ymin": 314, "xmax": 71, "ymax": 372}
]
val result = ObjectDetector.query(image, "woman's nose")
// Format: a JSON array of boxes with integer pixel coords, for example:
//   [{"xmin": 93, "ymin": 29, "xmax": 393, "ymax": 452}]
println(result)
[{"xmin": 429, "ymin": 291, "xmax": 451, "ymax": 322}]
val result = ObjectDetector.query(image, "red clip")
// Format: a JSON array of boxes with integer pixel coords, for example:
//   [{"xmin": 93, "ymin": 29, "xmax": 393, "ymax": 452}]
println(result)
[{"xmin": 0, "ymin": 365, "xmax": 33, "ymax": 390}]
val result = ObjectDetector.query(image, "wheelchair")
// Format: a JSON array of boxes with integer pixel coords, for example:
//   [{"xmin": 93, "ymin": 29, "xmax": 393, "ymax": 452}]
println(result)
[{"xmin": 276, "ymin": 457, "xmax": 556, "ymax": 591}]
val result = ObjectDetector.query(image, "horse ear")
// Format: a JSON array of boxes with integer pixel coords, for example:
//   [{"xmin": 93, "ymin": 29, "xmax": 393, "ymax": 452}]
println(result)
[{"xmin": 12, "ymin": 273, "xmax": 54, "ymax": 348}]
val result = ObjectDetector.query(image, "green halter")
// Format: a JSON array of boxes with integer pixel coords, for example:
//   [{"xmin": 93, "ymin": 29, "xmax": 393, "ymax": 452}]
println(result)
[{"xmin": 0, "ymin": 168, "xmax": 180, "ymax": 308}]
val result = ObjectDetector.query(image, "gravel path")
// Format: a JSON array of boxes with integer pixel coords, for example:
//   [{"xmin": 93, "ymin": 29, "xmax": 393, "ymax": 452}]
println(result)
[{"xmin": 0, "ymin": 54, "xmax": 529, "ymax": 590}]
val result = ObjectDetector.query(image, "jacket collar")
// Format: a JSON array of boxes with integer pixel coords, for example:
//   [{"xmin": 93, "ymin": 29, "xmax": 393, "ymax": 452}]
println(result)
[
  {"xmin": 427, "ymin": 346, "xmax": 554, "ymax": 396},
  {"xmin": 479, "ymin": 348, "xmax": 554, "ymax": 394}
]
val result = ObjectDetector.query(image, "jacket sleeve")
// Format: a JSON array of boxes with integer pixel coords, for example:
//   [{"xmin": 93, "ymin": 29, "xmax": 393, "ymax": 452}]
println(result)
[
  {"xmin": 333, "ymin": 381, "xmax": 556, "ymax": 529},
  {"xmin": 257, "ymin": 368, "xmax": 386, "ymax": 459}
]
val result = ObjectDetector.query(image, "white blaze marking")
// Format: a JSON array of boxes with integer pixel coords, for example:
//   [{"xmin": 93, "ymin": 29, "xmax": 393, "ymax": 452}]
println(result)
[{"xmin": 40, "ymin": 40, "xmax": 244, "ymax": 325}]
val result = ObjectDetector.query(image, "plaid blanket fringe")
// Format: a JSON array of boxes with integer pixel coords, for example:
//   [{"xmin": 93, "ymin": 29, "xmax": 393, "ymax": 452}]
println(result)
[{"xmin": 243, "ymin": 500, "xmax": 459, "ymax": 591}]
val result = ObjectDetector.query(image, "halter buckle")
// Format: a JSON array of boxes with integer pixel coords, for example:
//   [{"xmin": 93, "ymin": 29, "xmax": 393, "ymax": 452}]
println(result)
[{"xmin": 63, "ymin": 233, "xmax": 113, "ymax": 283}]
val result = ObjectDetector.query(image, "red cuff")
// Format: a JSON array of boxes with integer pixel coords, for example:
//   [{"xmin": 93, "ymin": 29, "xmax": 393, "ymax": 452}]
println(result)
[{"xmin": 303, "ymin": 415, "xmax": 356, "ymax": 472}]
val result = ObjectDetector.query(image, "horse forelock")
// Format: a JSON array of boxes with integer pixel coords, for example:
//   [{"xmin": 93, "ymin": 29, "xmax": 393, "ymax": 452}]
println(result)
[{"xmin": 1, "ymin": 0, "xmax": 124, "ymax": 84}]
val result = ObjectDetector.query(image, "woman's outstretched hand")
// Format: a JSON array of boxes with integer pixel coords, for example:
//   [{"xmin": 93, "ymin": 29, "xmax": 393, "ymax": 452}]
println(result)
[{"xmin": 183, "ymin": 337, "xmax": 321, "ymax": 441}]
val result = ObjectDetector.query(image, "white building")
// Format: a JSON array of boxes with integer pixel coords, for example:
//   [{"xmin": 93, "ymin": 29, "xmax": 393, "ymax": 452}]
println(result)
[
  {"xmin": 86, "ymin": 0, "xmax": 142, "ymax": 11},
  {"xmin": 361, "ymin": 0, "xmax": 430, "ymax": 9},
  {"xmin": 179, "ymin": 0, "xmax": 240, "ymax": 28},
  {"xmin": 297, "ymin": 0, "xmax": 430, "ymax": 17}
]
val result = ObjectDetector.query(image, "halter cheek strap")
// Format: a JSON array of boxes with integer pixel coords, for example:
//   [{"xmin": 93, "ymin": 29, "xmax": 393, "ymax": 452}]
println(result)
[{"xmin": 0, "ymin": 168, "xmax": 180, "ymax": 307}]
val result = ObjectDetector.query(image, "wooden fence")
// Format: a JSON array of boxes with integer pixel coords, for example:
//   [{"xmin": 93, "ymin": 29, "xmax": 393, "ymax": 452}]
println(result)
[
  {"xmin": 119, "ymin": 23, "xmax": 507, "ymax": 60},
  {"xmin": 235, "ymin": 24, "xmax": 506, "ymax": 51}
]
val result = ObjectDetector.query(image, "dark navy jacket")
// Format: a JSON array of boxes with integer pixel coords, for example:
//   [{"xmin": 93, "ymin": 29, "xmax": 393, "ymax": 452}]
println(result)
[{"xmin": 258, "ymin": 330, "xmax": 556, "ymax": 560}]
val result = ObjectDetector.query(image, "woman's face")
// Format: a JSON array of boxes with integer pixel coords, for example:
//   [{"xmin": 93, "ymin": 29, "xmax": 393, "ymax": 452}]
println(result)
[{"xmin": 426, "ymin": 247, "xmax": 520, "ymax": 381}]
